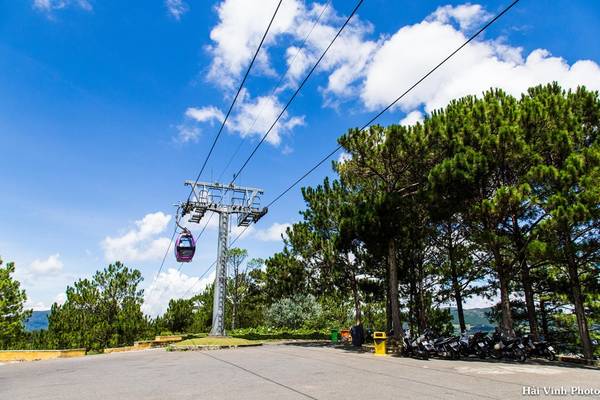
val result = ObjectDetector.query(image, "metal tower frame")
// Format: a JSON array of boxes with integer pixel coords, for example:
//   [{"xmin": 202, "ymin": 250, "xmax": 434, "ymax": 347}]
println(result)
[{"xmin": 180, "ymin": 181, "xmax": 267, "ymax": 336}]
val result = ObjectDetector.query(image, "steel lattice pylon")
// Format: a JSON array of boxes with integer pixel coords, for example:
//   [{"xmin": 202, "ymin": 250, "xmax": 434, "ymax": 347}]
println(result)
[{"xmin": 180, "ymin": 181, "xmax": 267, "ymax": 336}]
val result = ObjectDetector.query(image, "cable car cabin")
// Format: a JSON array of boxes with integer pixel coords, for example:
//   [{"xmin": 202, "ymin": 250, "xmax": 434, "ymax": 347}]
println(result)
[{"xmin": 175, "ymin": 231, "xmax": 196, "ymax": 262}]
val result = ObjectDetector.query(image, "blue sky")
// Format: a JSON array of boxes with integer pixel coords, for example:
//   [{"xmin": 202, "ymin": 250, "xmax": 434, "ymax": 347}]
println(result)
[{"xmin": 1, "ymin": 0, "xmax": 599, "ymax": 315}]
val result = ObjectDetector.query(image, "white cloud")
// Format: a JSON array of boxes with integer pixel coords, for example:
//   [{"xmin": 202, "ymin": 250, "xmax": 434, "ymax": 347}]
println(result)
[
  {"xmin": 399, "ymin": 110, "xmax": 424, "ymax": 126},
  {"xmin": 462, "ymin": 295, "xmax": 497, "ymax": 309},
  {"xmin": 142, "ymin": 268, "xmax": 215, "ymax": 317},
  {"xmin": 165, "ymin": 0, "xmax": 188, "ymax": 20},
  {"xmin": 207, "ymin": 0, "xmax": 301, "ymax": 88},
  {"xmin": 281, "ymin": 145, "xmax": 294, "ymax": 155},
  {"xmin": 33, "ymin": 0, "xmax": 92, "ymax": 12},
  {"xmin": 227, "ymin": 91, "xmax": 305, "ymax": 145},
  {"xmin": 30, "ymin": 254, "xmax": 63, "ymax": 275},
  {"xmin": 195, "ymin": 2, "xmax": 600, "ymax": 147},
  {"xmin": 27, "ymin": 292, "xmax": 67, "ymax": 310},
  {"xmin": 360, "ymin": 8, "xmax": 600, "ymax": 115},
  {"xmin": 54, "ymin": 292, "xmax": 67, "ymax": 306},
  {"xmin": 102, "ymin": 212, "xmax": 173, "ymax": 262},
  {"xmin": 231, "ymin": 224, "xmax": 255, "ymax": 240},
  {"xmin": 24, "ymin": 300, "xmax": 49, "ymax": 311},
  {"xmin": 427, "ymin": 4, "xmax": 491, "ymax": 31},
  {"xmin": 182, "ymin": 91, "xmax": 304, "ymax": 146},
  {"xmin": 337, "ymin": 151, "xmax": 351, "ymax": 164},
  {"xmin": 183, "ymin": 0, "xmax": 372, "ymax": 146},
  {"xmin": 252, "ymin": 222, "xmax": 290, "ymax": 242},
  {"xmin": 281, "ymin": 2, "xmax": 379, "ymax": 104},
  {"xmin": 175, "ymin": 124, "xmax": 201, "ymax": 144},
  {"xmin": 205, "ymin": 0, "xmax": 376, "ymax": 99},
  {"xmin": 185, "ymin": 106, "xmax": 224, "ymax": 125}
]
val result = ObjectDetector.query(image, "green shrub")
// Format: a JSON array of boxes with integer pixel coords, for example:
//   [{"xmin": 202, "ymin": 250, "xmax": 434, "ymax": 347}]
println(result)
[
  {"xmin": 264, "ymin": 294, "xmax": 322, "ymax": 329},
  {"xmin": 230, "ymin": 327, "xmax": 329, "ymax": 340}
]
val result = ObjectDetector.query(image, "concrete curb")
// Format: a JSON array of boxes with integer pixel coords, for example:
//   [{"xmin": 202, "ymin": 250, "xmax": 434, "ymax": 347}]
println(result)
[
  {"xmin": 168, "ymin": 343, "xmax": 263, "ymax": 351},
  {"xmin": 0, "ymin": 349, "xmax": 86, "ymax": 362}
]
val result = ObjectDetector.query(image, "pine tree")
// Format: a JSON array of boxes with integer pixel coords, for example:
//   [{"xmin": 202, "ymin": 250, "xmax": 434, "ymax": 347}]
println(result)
[{"xmin": 0, "ymin": 258, "xmax": 31, "ymax": 349}]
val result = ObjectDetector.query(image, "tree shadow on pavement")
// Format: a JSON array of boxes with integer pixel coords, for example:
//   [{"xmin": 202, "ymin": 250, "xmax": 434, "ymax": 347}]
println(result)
[{"xmin": 280, "ymin": 341, "xmax": 599, "ymax": 370}]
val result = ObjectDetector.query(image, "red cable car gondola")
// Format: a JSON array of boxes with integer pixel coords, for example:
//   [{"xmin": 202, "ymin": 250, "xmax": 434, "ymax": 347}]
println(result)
[{"xmin": 175, "ymin": 229, "xmax": 196, "ymax": 262}]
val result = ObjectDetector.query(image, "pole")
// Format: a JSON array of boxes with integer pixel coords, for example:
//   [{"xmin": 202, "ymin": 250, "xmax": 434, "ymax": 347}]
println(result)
[
  {"xmin": 182, "ymin": 181, "xmax": 266, "ymax": 336},
  {"xmin": 210, "ymin": 211, "xmax": 229, "ymax": 336}
]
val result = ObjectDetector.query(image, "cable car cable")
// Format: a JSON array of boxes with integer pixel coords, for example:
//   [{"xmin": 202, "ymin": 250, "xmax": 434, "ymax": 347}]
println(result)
[
  {"xmin": 179, "ymin": 0, "xmax": 357, "ymax": 275},
  {"xmin": 193, "ymin": 0, "xmax": 363, "ymax": 210},
  {"xmin": 181, "ymin": 0, "xmax": 520, "ymax": 297},
  {"xmin": 154, "ymin": 225, "xmax": 179, "ymax": 280},
  {"xmin": 178, "ymin": 0, "xmax": 331, "ymax": 271},
  {"xmin": 265, "ymin": 0, "xmax": 521, "ymax": 210},
  {"xmin": 147, "ymin": 0, "xmax": 284, "ymax": 291},
  {"xmin": 182, "ymin": 224, "xmax": 250, "ymax": 298},
  {"xmin": 184, "ymin": 0, "xmax": 284, "ymax": 205},
  {"xmin": 216, "ymin": 0, "xmax": 333, "ymax": 183},
  {"xmin": 230, "ymin": 0, "xmax": 365, "ymax": 184}
]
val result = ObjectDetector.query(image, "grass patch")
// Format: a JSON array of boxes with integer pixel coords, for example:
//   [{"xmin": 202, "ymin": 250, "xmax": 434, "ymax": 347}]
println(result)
[
  {"xmin": 230, "ymin": 327, "xmax": 330, "ymax": 341},
  {"xmin": 181, "ymin": 332, "xmax": 208, "ymax": 340},
  {"xmin": 173, "ymin": 328, "xmax": 331, "ymax": 345},
  {"xmin": 174, "ymin": 337, "xmax": 259, "ymax": 347}
]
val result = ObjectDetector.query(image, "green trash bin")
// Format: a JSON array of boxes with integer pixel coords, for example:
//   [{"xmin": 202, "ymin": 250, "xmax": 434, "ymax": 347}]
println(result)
[{"xmin": 331, "ymin": 329, "xmax": 340, "ymax": 343}]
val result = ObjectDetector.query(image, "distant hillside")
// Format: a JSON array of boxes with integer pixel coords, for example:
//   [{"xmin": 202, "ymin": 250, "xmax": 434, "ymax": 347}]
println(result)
[
  {"xmin": 24, "ymin": 308, "xmax": 496, "ymax": 333},
  {"xmin": 450, "ymin": 307, "xmax": 493, "ymax": 326},
  {"xmin": 25, "ymin": 310, "xmax": 50, "ymax": 331},
  {"xmin": 449, "ymin": 307, "xmax": 496, "ymax": 333}
]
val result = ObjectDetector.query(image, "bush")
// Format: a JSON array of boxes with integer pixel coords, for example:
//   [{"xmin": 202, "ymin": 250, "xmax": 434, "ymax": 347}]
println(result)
[
  {"xmin": 264, "ymin": 294, "xmax": 322, "ymax": 329},
  {"xmin": 230, "ymin": 327, "xmax": 329, "ymax": 340}
]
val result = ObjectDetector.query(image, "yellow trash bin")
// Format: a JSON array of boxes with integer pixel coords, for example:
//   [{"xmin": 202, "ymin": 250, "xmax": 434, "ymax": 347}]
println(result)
[{"xmin": 373, "ymin": 331, "xmax": 387, "ymax": 356}]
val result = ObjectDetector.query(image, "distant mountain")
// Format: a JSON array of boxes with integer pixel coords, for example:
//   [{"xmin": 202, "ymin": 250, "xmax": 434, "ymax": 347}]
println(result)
[
  {"xmin": 25, "ymin": 310, "xmax": 50, "ymax": 331},
  {"xmin": 449, "ymin": 307, "xmax": 496, "ymax": 333},
  {"xmin": 450, "ymin": 307, "xmax": 493, "ymax": 326}
]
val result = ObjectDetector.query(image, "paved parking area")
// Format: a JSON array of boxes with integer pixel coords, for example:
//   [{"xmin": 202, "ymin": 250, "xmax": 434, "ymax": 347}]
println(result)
[{"xmin": 1, "ymin": 343, "xmax": 598, "ymax": 399}]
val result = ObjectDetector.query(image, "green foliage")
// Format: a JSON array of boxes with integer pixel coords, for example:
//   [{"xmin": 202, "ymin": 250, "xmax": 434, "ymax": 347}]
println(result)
[
  {"xmin": 162, "ymin": 298, "xmax": 195, "ymax": 333},
  {"xmin": 48, "ymin": 262, "xmax": 147, "ymax": 351},
  {"xmin": 12, "ymin": 84, "xmax": 599, "ymax": 359},
  {"xmin": 263, "ymin": 251, "xmax": 311, "ymax": 301},
  {"xmin": 264, "ymin": 294, "xmax": 323, "ymax": 329},
  {"xmin": 229, "ymin": 327, "xmax": 329, "ymax": 341},
  {"xmin": 361, "ymin": 301, "xmax": 387, "ymax": 331},
  {"xmin": 428, "ymin": 307, "xmax": 454, "ymax": 337},
  {"xmin": 0, "ymin": 258, "xmax": 31, "ymax": 349},
  {"xmin": 270, "ymin": 83, "xmax": 599, "ymax": 357}
]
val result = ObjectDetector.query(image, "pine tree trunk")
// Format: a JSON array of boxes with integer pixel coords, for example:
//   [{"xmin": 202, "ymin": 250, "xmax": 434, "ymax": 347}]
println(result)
[
  {"xmin": 563, "ymin": 231, "xmax": 593, "ymax": 360},
  {"xmin": 452, "ymin": 273, "xmax": 466, "ymax": 332},
  {"xmin": 417, "ymin": 263, "xmax": 427, "ymax": 334},
  {"xmin": 568, "ymin": 266, "xmax": 593, "ymax": 360},
  {"xmin": 350, "ymin": 271, "xmax": 362, "ymax": 325},
  {"xmin": 386, "ymin": 291, "xmax": 392, "ymax": 333},
  {"xmin": 409, "ymin": 264, "xmax": 416, "ymax": 334},
  {"xmin": 539, "ymin": 297, "xmax": 549, "ymax": 339},
  {"xmin": 495, "ymin": 249, "xmax": 514, "ymax": 336},
  {"xmin": 447, "ymin": 222, "xmax": 466, "ymax": 332},
  {"xmin": 512, "ymin": 214, "xmax": 538, "ymax": 339},
  {"xmin": 388, "ymin": 238, "xmax": 402, "ymax": 342},
  {"xmin": 520, "ymin": 263, "xmax": 539, "ymax": 339}
]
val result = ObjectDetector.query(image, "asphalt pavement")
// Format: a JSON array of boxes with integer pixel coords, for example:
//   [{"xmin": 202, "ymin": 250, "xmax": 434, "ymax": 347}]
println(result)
[{"xmin": 2, "ymin": 343, "xmax": 599, "ymax": 399}]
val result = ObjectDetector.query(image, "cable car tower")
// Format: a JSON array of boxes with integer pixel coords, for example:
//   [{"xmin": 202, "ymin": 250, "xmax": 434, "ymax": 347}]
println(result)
[{"xmin": 179, "ymin": 181, "xmax": 267, "ymax": 336}]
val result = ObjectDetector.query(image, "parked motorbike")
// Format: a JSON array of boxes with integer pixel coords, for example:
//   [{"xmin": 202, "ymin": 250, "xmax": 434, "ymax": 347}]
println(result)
[
  {"xmin": 469, "ymin": 331, "xmax": 490, "ymax": 359},
  {"xmin": 402, "ymin": 330, "xmax": 430, "ymax": 360},
  {"xmin": 489, "ymin": 329, "xmax": 527, "ymax": 362},
  {"xmin": 521, "ymin": 334, "xmax": 556, "ymax": 361},
  {"xmin": 459, "ymin": 331, "xmax": 489, "ymax": 358},
  {"xmin": 418, "ymin": 329, "xmax": 461, "ymax": 359}
]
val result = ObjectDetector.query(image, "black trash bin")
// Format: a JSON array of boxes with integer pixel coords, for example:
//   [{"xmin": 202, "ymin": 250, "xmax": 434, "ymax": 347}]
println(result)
[{"xmin": 351, "ymin": 324, "xmax": 365, "ymax": 347}]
